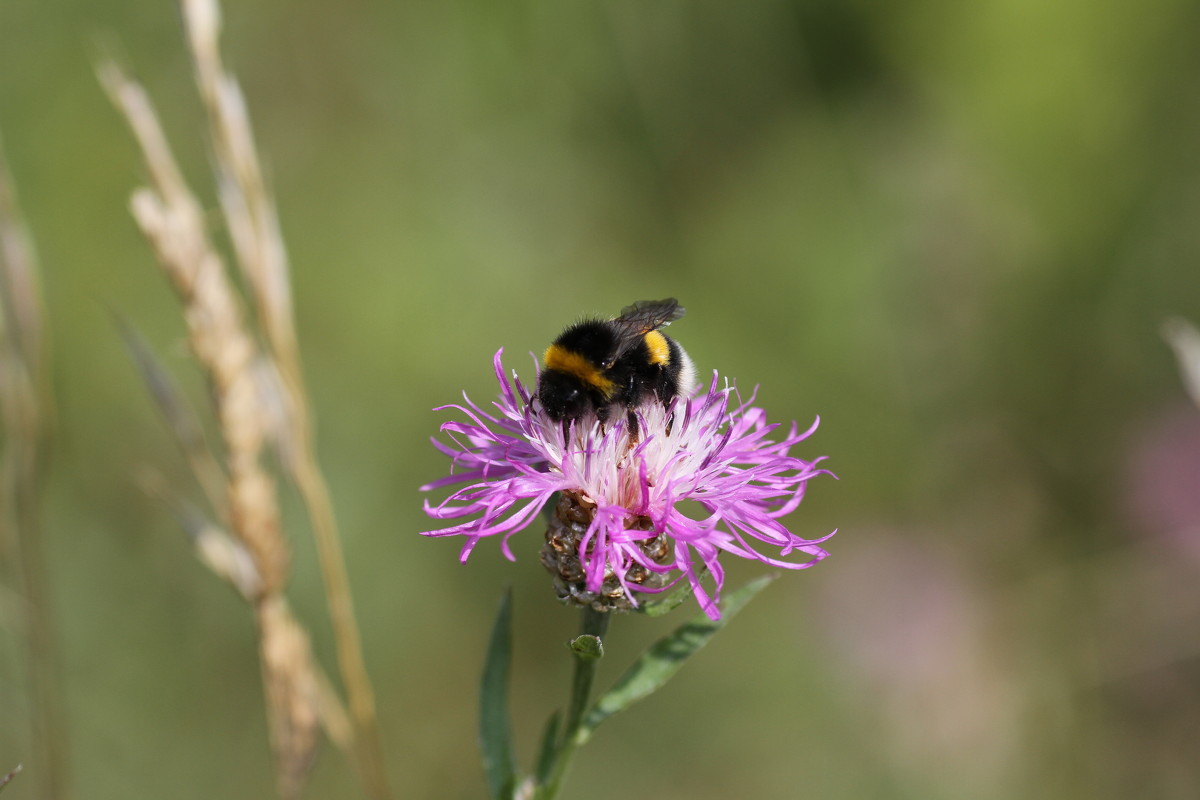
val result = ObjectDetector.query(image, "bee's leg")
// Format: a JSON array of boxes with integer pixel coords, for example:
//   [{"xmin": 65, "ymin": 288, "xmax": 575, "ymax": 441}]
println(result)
[
  {"xmin": 652, "ymin": 369, "xmax": 677, "ymax": 435},
  {"xmin": 595, "ymin": 404, "xmax": 610, "ymax": 436},
  {"xmin": 626, "ymin": 409, "xmax": 640, "ymax": 446},
  {"xmin": 657, "ymin": 381, "xmax": 677, "ymax": 436}
]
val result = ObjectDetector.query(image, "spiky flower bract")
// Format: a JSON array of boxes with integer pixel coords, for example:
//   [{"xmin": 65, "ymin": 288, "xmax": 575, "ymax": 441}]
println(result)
[{"xmin": 421, "ymin": 350, "xmax": 835, "ymax": 619}]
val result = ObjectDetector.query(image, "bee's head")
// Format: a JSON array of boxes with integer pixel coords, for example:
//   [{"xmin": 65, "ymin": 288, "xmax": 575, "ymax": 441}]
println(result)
[{"xmin": 536, "ymin": 369, "xmax": 592, "ymax": 423}]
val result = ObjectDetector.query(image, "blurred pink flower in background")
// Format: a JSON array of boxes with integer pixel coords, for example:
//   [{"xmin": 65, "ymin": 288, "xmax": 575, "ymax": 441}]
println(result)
[
  {"xmin": 815, "ymin": 531, "xmax": 1020, "ymax": 796},
  {"xmin": 1123, "ymin": 404, "xmax": 1200, "ymax": 564}
]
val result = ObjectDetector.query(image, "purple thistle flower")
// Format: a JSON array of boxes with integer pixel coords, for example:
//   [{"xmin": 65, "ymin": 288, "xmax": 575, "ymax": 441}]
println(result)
[{"xmin": 421, "ymin": 349, "xmax": 836, "ymax": 619}]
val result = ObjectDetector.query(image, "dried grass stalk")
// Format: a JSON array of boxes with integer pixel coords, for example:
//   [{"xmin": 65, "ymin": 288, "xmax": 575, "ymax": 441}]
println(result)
[
  {"xmin": 0, "ymin": 139, "xmax": 68, "ymax": 800},
  {"xmin": 99, "ymin": 60, "xmax": 321, "ymax": 798},
  {"xmin": 179, "ymin": 2, "xmax": 389, "ymax": 795},
  {"xmin": 257, "ymin": 596, "xmax": 323, "ymax": 799},
  {"xmin": 98, "ymin": 2, "xmax": 389, "ymax": 794},
  {"xmin": 138, "ymin": 467, "xmax": 354, "ymax": 754}
]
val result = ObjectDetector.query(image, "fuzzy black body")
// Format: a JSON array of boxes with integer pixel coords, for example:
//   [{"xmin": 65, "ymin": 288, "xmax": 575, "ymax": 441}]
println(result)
[
  {"xmin": 536, "ymin": 320, "xmax": 621, "ymax": 424},
  {"xmin": 537, "ymin": 299, "xmax": 696, "ymax": 432},
  {"xmin": 606, "ymin": 332, "xmax": 691, "ymax": 411}
]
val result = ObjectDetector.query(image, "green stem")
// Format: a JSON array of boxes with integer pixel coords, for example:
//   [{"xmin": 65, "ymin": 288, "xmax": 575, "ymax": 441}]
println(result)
[{"xmin": 537, "ymin": 606, "xmax": 611, "ymax": 800}]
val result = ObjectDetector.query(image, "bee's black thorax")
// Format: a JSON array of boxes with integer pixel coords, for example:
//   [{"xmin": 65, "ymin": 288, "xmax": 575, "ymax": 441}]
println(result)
[
  {"xmin": 608, "ymin": 333, "xmax": 681, "ymax": 409},
  {"xmin": 554, "ymin": 321, "xmax": 620, "ymax": 368}
]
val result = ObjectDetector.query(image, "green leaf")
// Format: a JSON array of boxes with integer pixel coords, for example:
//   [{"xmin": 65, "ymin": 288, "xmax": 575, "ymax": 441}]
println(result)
[
  {"xmin": 534, "ymin": 711, "xmax": 561, "ymax": 785},
  {"xmin": 567, "ymin": 634, "xmax": 604, "ymax": 661},
  {"xmin": 638, "ymin": 569, "xmax": 708, "ymax": 618},
  {"xmin": 479, "ymin": 589, "xmax": 518, "ymax": 799},
  {"xmin": 576, "ymin": 576, "xmax": 774, "ymax": 744},
  {"xmin": 638, "ymin": 588, "xmax": 691, "ymax": 617}
]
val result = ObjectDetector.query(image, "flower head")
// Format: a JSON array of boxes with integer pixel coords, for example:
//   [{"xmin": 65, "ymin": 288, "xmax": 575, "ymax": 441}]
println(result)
[{"xmin": 421, "ymin": 350, "xmax": 835, "ymax": 619}]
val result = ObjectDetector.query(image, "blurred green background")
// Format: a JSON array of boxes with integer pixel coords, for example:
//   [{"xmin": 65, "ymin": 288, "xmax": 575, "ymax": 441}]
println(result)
[{"xmin": 4, "ymin": 0, "xmax": 1200, "ymax": 798}]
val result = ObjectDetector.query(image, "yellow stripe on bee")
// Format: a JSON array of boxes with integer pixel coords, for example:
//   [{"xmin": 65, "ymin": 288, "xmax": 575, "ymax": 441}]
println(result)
[
  {"xmin": 643, "ymin": 331, "xmax": 670, "ymax": 365},
  {"xmin": 544, "ymin": 344, "xmax": 616, "ymax": 396}
]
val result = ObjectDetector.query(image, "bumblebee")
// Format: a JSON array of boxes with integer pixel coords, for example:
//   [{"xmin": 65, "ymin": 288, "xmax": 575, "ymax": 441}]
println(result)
[{"xmin": 537, "ymin": 298, "xmax": 697, "ymax": 436}]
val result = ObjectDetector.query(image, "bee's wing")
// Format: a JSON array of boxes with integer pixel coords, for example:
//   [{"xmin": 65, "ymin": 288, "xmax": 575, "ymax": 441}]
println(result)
[
  {"xmin": 608, "ymin": 298, "xmax": 685, "ymax": 359},
  {"xmin": 615, "ymin": 298, "xmax": 684, "ymax": 332}
]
